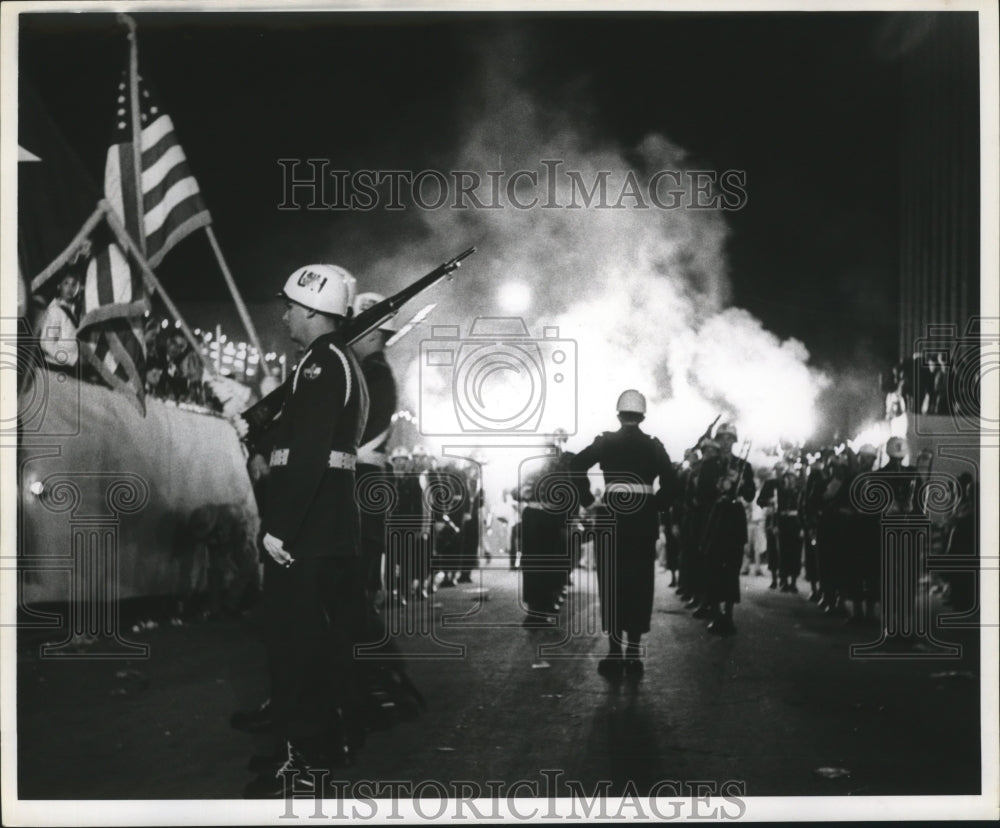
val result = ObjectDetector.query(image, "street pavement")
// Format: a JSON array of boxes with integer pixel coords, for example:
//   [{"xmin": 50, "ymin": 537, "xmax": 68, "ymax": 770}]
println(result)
[{"xmin": 16, "ymin": 561, "xmax": 982, "ymax": 801}]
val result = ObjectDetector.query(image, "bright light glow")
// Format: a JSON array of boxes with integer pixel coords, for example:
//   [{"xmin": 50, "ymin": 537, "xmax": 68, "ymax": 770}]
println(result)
[
  {"xmin": 29, "ymin": 481, "xmax": 44, "ymax": 496},
  {"xmin": 498, "ymin": 281, "xmax": 531, "ymax": 314}
]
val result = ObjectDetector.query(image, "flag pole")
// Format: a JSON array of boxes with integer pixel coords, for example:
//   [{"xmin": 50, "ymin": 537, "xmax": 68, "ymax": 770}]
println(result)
[
  {"xmin": 118, "ymin": 13, "xmax": 269, "ymax": 377},
  {"xmin": 118, "ymin": 13, "xmax": 146, "ymax": 257},
  {"xmin": 204, "ymin": 225, "xmax": 270, "ymax": 371},
  {"xmin": 101, "ymin": 201, "xmax": 216, "ymax": 376}
]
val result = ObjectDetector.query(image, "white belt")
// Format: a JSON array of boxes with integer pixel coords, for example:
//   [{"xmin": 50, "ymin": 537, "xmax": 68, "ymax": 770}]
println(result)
[
  {"xmin": 357, "ymin": 449, "xmax": 388, "ymax": 467},
  {"xmin": 605, "ymin": 482, "xmax": 654, "ymax": 495},
  {"xmin": 269, "ymin": 448, "xmax": 357, "ymax": 470}
]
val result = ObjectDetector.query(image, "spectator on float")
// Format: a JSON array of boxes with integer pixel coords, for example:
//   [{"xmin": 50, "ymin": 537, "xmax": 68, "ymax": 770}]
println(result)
[
  {"xmin": 144, "ymin": 357, "xmax": 167, "ymax": 397},
  {"xmin": 165, "ymin": 331, "xmax": 193, "ymax": 399},
  {"xmin": 38, "ymin": 270, "xmax": 81, "ymax": 370}
]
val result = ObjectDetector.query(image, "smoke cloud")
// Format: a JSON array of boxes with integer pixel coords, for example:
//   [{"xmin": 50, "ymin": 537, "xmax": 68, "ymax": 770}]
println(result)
[{"xmin": 357, "ymin": 34, "xmax": 830, "ymax": 489}]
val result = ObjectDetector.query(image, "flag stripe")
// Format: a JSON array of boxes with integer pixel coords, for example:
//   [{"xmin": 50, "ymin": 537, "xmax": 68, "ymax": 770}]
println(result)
[
  {"xmin": 145, "ymin": 210, "xmax": 212, "ymax": 270},
  {"xmin": 80, "ymin": 242, "xmax": 150, "ymax": 331},
  {"xmin": 96, "ymin": 244, "xmax": 114, "ymax": 307},
  {"xmin": 140, "ymin": 114, "xmax": 174, "ymax": 157},
  {"xmin": 142, "ymin": 144, "xmax": 187, "ymax": 194},
  {"xmin": 106, "ymin": 326, "xmax": 142, "ymax": 387},
  {"xmin": 80, "ymin": 318, "xmax": 147, "ymax": 414},
  {"xmin": 104, "ymin": 148, "xmax": 125, "ymax": 227},
  {"xmin": 143, "ymin": 156, "xmax": 203, "ymax": 213},
  {"xmin": 141, "ymin": 118, "xmax": 181, "ymax": 171},
  {"xmin": 117, "ymin": 143, "xmax": 144, "ymax": 249},
  {"xmin": 145, "ymin": 177, "xmax": 202, "ymax": 236}
]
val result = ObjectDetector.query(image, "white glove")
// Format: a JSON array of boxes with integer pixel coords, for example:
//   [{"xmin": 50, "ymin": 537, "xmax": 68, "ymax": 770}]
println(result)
[
  {"xmin": 230, "ymin": 415, "xmax": 249, "ymax": 439},
  {"xmin": 263, "ymin": 532, "xmax": 294, "ymax": 566}
]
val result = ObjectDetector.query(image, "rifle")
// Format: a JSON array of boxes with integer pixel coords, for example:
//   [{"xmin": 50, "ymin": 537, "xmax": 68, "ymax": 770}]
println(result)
[
  {"xmin": 690, "ymin": 414, "xmax": 721, "ymax": 453},
  {"xmin": 241, "ymin": 247, "xmax": 476, "ymax": 449},
  {"xmin": 728, "ymin": 439, "xmax": 753, "ymax": 502}
]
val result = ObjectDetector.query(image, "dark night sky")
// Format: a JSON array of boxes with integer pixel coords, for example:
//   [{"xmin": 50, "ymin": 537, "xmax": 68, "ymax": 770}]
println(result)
[{"xmin": 19, "ymin": 10, "xmax": 963, "ymax": 380}]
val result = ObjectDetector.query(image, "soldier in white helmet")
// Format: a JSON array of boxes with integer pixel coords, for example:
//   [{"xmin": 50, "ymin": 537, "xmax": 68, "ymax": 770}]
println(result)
[
  {"xmin": 697, "ymin": 421, "xmax": 755, "ymax": 634},
  {"xmin": 570, "ymin": 389, "xmax": 677, "ymax": 677},
  {"xmin": 242, "ymin": 263, "xmax": 370, "ymax": 797}
]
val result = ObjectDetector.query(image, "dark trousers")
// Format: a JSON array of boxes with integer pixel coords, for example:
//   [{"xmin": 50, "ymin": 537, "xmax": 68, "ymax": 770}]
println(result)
[
  {"xmin": 765, "ymin": 524, "xmax": 780, "ymax": 574},
  {"xmin": 521, "ymin": 507, "xmax": 562, "ymax": 613},
  {"xmin": 817, "ymin": 511, "xmax": 849, "ymax": 598},
  {"xmin": 264, "ymin": 556, "xmax": 362, "ymax": 749},
  {"xmin": 596, "ymin": 529, "xmax": 656, "ymax": 636},
  {"xmin": 777, "ymin": 516, "xmax": 802, "ymax": 581},
  {"xmin": 360, "ymin": 510, "xmax": 386, "ymax": 598}
]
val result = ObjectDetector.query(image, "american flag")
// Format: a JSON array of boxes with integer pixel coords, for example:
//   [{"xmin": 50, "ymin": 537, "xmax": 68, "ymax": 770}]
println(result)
[
  {"xmin": 104, "ymin": 68, "xmax": 212, "ymax": 267},
  {"xmin": 77, "ymin": 233, "xmax": 150, "ymax": 414}
]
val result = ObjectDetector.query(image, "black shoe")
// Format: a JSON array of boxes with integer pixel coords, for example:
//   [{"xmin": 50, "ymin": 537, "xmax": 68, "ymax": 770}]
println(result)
[
  {"xmin": 439, "ymin": 578, "xmax": 455, "ymax": 588},
  {"xmin": 684, "ymin": 597, "xmax": 699, "ymax": 608},
  {"xmin": 691, "ymin": 605, "xmax": 713, "ymax": 619},
  {"xmin": 668, "ymin": 578, "xmax": 677, "ymax": 587},
  {"xmin": 243, "ymin": 743, "xmax": 336, "ymax": 799},
  {"xmin": 707, "ymin": 617, "xmax": 736, "ymax": 635},
  {"xmin": 825, "ymin": 603, "xmax": 847, "ymax": 617},
  {"xmin": 231, "ymin": 699, "xmax": 272, "ymax": 734},
  {"xmin": 769, "ymin": 581, "xmax": 778, "ymax": 590},
  {"xmin": 597, "ymin": 656, "xmax": 624, "ymax": 679},
  {"xmin": 808, "ymin": 589, "xmax": 821, "ymax": 603},
  {"xmin": 624, "ymin": 658, "xmax": 645, "ymax": 677},
  {"xmin": 780, "ymin": 583, "xmax": 795, "ymax": 593},
  {"xmin": 817, "ymin": 595, "xmax": 830, "ymax": 609},
  {"xmin": 456, "ymin": 575, "xmax": 473, "ymax": 584}
]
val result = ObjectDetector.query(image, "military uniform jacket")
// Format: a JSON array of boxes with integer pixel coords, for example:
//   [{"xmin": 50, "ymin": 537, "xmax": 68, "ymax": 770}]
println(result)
[
  {"xmin": 697, "ymin": 454, "xmax": 756, "ymax": 507},
  {"xmin": 571, "ymin": 425, "xmax": 677, "ymax": 539},
  {"xmin": 357, "ymin": 350, "xmax": 397, "ymax": 470},
  {"xmin": 262, "ymin": 331, "xmax": 369, "ymax": 557}
]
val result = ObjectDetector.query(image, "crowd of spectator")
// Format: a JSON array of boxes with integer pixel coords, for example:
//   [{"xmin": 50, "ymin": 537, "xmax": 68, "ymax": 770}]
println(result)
[
  {"xmin": 880, "ymin": 351, "xmax": 976, "ymax": 420},
  {"xmin": 143, "ymin": 317, "xmax": 222, "ymax": 411}
]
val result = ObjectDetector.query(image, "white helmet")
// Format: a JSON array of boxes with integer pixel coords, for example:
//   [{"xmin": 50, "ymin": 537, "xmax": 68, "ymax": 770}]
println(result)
[
  {"xmin": 886, "ymin": 436, "xmax": 907, "ymax": 459},
  {"xmin": 353, "ymin": 291, "xmax": 397, "ymax": 333},
  {"xmin": 616, "ymin": 389, "xmax": 647, "ymax": 414},
  {"xmin": 857, "ymin": 443, "xmax": 878, "ymax": 457},
  {"xmin": 278, "ymin": 264, "xmax": 355, "ymax": 317},
  {"xmin": 716, "ymin": 422, "xmax": 738, "ymax": 440}
]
